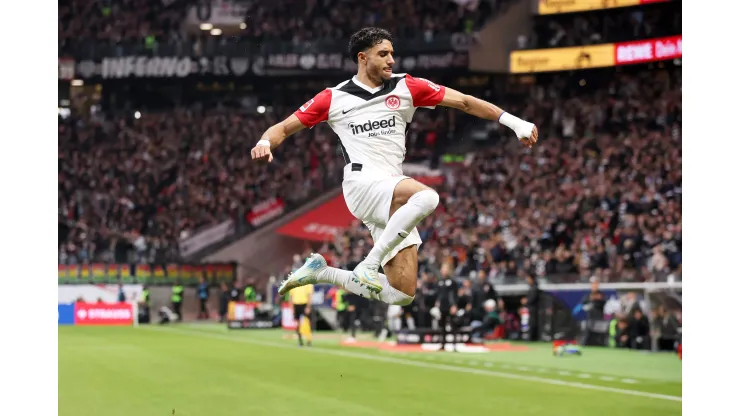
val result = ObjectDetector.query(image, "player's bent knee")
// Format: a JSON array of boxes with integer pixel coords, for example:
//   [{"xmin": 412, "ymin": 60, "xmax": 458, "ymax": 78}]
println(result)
[{"xmin": 410, "ymin": 189, "xmax": 439, "ymax": 217}]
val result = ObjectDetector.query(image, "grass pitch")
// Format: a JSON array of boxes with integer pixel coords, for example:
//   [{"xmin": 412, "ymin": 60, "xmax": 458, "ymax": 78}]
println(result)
[{"xmin": 59, "ymin": 324, "xmax": 681, "ymax": 416}]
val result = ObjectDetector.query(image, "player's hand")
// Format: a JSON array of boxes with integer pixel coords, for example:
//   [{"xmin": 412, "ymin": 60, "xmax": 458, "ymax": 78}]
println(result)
[
  {"xmin": 518, "ymin": 125, "xmax": 539, "ymax": 149},
  {"xmin": 251, "ymin": 143, "xmax": 273, "ymax": 163}
]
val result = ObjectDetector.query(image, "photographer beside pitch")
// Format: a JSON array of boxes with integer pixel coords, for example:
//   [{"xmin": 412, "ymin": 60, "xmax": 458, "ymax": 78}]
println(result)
[{"xmin": 251, "ymin": 27, "xmax": 537, "ymax": 310}]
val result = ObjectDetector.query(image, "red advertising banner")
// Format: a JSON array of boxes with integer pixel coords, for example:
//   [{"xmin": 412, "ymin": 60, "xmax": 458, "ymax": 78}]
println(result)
[
  {"xmin": 246, "ymin": 197, "xmax": 286, "ymax": 227},
  {"xmin": 281, "ymin": 302, "xmax": 298, "ymax": 330},
  {"xmin": 614, "ymin": 35, "xmax": 682, "ymax": 65},
  {"xmin": 74, "ymin": 302, "xmax": 134, "ymax": 326},
  {"xmin": 276, "ymin": 194, "xmax": 356, "ymax": 241}
]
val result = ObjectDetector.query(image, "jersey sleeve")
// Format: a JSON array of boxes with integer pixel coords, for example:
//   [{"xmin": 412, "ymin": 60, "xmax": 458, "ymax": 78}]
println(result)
[
  {"xmin": 405, "ymin": 74, "xmax": 446, "ymax": 109},
  {"xmin": 293, "ymin": 89, "xmax": 332, "ymax": 128}
]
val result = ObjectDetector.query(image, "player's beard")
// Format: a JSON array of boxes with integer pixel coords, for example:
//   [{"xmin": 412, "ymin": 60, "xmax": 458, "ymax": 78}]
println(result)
[{"xmin": 368, "ymin": 62, "xmax": 392, "ymax": 83}]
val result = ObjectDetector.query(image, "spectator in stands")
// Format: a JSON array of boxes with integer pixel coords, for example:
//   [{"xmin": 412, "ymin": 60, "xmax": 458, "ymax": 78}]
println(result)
[
  {"xmin": 58, "ymin": 105, "xmax": 345, "ymax": 263},
  {"xmin": 59, "ymin": 0, "xmax": 504, "ymax": 57}
]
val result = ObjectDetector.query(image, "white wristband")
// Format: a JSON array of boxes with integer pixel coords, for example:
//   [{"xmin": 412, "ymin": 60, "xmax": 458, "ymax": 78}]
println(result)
[
  {"xmin": 499, "ymin": 112, "xmax": 533, "ymax": 139},
  {"xmin": 256, "ymin": 139, "xmax": 271, "ymax": 147},
  {"xmin": 498, "ymin": 112, "xmax": 522, "ymax": 130}
]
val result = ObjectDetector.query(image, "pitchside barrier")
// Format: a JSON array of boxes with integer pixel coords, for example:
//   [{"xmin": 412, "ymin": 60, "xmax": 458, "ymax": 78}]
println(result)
[
  {"xmin": 226, "ymin": 301, "xmax": 278, "ymax": 329},
  {"xmin": 58, "ymin": 262, "xmax": 237, "ymax": 286},
  {"xmin": 58, "ymin": 302, "xmax": 138, "ymax": 326},
  {"xmin": 58, "ymin": 284, "xmax": 141, "ymax": 326}
]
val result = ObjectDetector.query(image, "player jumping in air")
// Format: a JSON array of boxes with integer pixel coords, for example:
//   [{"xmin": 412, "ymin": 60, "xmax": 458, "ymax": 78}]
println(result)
[{"xmin": 251, "ymin": 28, "xmax": 538, "ymax": 307}]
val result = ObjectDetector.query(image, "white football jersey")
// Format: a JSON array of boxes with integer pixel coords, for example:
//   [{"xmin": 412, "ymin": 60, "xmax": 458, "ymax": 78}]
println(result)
[{"xmin": 293, "ymin": 74, "xmax": 446, "ymax": 176}]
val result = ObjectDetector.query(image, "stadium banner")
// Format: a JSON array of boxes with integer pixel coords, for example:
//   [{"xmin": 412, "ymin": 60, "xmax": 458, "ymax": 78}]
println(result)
[
  {"xmin": 246, "ymin": 197, "xmax": 285, "ymax": 227},
  {"xmin": 65, "ymin": 51, "xmax": 468, "ymax": 80},
  {"xmin": 396, "ymin": 328, "xmax": 474, "ymax": 344},
  {"xmin": 74, "ymin": 302, "xmax": 135, "ymax": 326},
  {"xmin": 402, "ymin": 163, "xmax": 445, "ymax": 186},
  {"xmin": 281, "ymin": 302, "xmax": 298, "ymax": 330},
  {"xmin": 58, "ymin": 303, "xmax": 76, "ymax": 325},
  {"xmin": 179, "ymin": 219, "xmax": 235, "ymax": 257},
  {"xmin": 536, "ymin": 0, "xmax": 668, "ymax": 15},
  {"xmin": 258, "ymin": 52, "xmax": 469, "ymax": 75},
  {"xmin": 58, "ymin": 262, "xmax": 236, "ymax": 285},
  {"xmin": 227, "ymin": 301, "xmax": 276, "ymax": 329},
  {"xmin": 614, "ymin": 35, "xmax": 681, "ymax": 65},
  {"xmin": 510, "ymin": 44, "xmax": 615, "ymax": 73},
  {"xmin": 276, "ymin": 194, "xmax": 355, "ymax": 241},
  {"xmin": 509, "ymin": 35, "xmax": 681, "ymax": 73}
]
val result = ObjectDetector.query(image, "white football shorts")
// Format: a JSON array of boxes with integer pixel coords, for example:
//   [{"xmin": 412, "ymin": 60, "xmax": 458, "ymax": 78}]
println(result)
[{"xmin": 342, "ymin": 163, "xmax": 422, "ymax": 267}]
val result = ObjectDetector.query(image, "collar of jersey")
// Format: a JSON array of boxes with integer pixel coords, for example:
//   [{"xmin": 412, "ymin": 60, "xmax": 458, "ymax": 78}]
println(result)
[{"xmin": 352, "ymin": 76, "xmax": 384, "ymax": 94}]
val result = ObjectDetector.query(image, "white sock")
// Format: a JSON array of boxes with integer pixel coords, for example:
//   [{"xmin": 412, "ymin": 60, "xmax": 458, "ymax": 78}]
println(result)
[
  {"xmin": 364, "ymin": 189, "xmax": 439, "ymax": 267},
  {"xmin": 316, "ymin": 267, "xmax": 414, "ymax": 306},
  {"xmin": 406, "ymin": 316, "xmax": 416, "ymax": 330}
]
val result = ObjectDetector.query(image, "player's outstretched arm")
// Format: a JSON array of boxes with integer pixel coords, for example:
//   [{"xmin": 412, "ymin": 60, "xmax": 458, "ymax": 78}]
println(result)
[
  {"xmin": 250, "ymin": 114, "xmax": 306, "ymax": 163},
  {"xmin": 439, "ymin": 87, "xmax": 538, "ymax": 148}
]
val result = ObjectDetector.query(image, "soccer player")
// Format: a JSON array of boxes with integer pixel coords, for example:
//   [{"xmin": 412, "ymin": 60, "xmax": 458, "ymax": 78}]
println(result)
[{"xmin": 251, "ymin": 27, "xmax": 538, "ymax": 307}]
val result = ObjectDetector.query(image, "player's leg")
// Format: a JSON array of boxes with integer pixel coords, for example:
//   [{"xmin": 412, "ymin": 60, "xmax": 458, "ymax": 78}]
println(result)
[
  {"xmin": 439, "ymin": 310, "xmax": 449, "ymax": 351},
  {"xmin": 278, "ymin": 177, "xmax": 436, "ymax": 305},
  {"xmin": 303, "ymin": 306, "xmax": 313, "ymax": 347},
  {"xmin": 278, "ymin": 253, "xmax": 417, "ymax": 305},
  {"xmin": 294, "ymin": 304, "xmax": 304, "ymax": 346},
  {"xmin": 353, "ymin": 178, "xmax": 438, "ymax": 285}
]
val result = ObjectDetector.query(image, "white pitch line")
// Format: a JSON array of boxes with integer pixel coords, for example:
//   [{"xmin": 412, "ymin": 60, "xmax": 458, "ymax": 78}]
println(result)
[
  {"xmin": 600, "ymin": 376, "xmax": 616, "ymax": 381},
  {"xmin": 143, "ymin": 327, "xmax": 680, "ymax": 402},
  {"xmin": 578, "ymin": 374, "xmax": 592, "ymax": 379},
  {"xmin": 621, "ymin": 379, "xmax": 638, "ymax": 384}
]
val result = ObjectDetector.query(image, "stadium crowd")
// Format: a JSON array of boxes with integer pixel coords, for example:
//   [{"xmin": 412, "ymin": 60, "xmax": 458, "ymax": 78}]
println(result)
[
  {"xmin": 237, "ymin": 0, "xmax": 496, "ymax": 42},
  {"xmin": 59, "ymin": 0, "xmax": 503, "ymax": 56},
  {"xmin": 58, "ymin": 99, "xmax": 455, "ymax": 265},
  {"xmin": 58, "ymin": 106, "xmax": 345, "ymax": 265},
  {"xmin": 519, "ymin": 0, "xmax": 681, "ymax": 49},
  {"xmin": 283, "ymin": 68, "xmax": 682, "ymax": 285}
]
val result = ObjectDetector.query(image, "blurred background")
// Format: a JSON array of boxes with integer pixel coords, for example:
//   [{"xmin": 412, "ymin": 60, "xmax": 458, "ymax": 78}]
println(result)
[{"xmin": 58, "ymin": 0, "xmax": 681, "ymax": 351}]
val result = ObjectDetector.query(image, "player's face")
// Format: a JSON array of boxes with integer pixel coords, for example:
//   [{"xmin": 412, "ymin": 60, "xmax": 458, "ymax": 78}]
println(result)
[{"xmin": 362, "ymin": 39, "xmax": 395, "ymax": 82}]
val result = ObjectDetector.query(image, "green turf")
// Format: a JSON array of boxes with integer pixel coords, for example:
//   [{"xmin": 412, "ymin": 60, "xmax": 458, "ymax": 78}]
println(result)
[{"xmin": 59, "ymin": 324, "xmax": 681, "ymax": 416}]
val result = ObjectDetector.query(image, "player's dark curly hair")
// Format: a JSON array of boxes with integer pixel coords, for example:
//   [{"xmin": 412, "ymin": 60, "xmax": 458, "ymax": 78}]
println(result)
[{"xmin": 348, "ymin": 27, "xmax": 394, "ymax": 63}]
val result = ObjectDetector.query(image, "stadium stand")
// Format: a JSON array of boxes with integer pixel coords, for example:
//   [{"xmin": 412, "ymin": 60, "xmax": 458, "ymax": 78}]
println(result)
[{"xmin": 58, "ymin": 0, "xmax": 681, "ymax": 285}]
